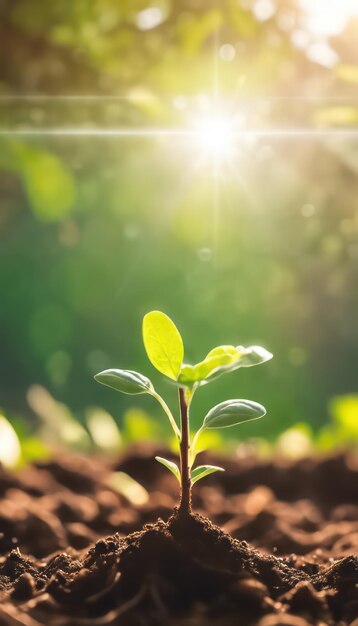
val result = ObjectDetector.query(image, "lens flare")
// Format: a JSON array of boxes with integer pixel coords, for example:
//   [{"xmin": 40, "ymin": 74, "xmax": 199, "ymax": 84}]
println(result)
[{"xmin": 196, "ymin": 115, "xmax": 235, "ymax": 159}]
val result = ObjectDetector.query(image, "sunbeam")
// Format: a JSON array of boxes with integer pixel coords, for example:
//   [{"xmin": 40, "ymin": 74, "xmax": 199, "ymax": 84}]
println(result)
[{"xmin": 0, "ymin": 128, "xmax": 356, "ymax": 137}]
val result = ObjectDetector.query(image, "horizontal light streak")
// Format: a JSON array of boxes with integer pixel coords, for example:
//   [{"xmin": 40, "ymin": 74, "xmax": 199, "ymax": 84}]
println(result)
[
  {"xmin": 0, "ymin": 95, "xmax": 357, "ymax": 101},
  {"xmin": 0, "ymin": 127, "xmax": 356, "ymax": 137}
]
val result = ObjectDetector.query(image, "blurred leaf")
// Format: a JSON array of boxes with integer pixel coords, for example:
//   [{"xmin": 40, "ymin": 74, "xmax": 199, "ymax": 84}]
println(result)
[
  {"xmin": 330, "ymin": 394, "xmax": 358, "ymax": 438},
  {"xmin": 191, "ymin": 464, "xmax": 224, "ymax": 484},
  {"xmin": 122, "ymin": 408, "xmax": 162, "ymax": 442},
  {"xmin": 15, "ymin": 143, "xmax": 75, "ymax": 222},
  {"xmin": 177, "ymin": 10, "xmax": 223, "ymax": 55},
  {"xmin": 315, "ymin": 425, "xmax": 339, "ymax": 452},
  {"xmin": 86, "ymin": 407, "xmax": 122, "ymax": 451},
  {"xmin": 95, "ymin": 368, "xmax": 154, "ymax": 395},
  {"xmin": 27, "ymin": 385, "xmax": 91, "ymax": 450},
  {"xmin": 276, "ymin": 423, "xmax": 314, "ymax": 459},
  {"xmin": 191, "ymin": 428, "xmax": 224, "ymax": 454},
  {"xmin": 155, "ymin": 455, "xmax": 180, "ymax": 482},
  {"xmin": 108, "ymin": 471, "xmax": 149, "ymax": 506},
  {"xmin": 20, "ymin": 437, "xmax": 50, "ymax": 464},
  {"xmin": 0, "ymin": 415, "xmax": 22, "ymax": 468},
  {"xmin": 203, "ymin": 399, "xmax": 266, "ymax": 429},
  {"xmin": 143, "ymin": 311, "xmax": 184, "ymax": 380},
  {"xmin": 335, "ymin": 64, "xmax": 358, "ymax": 84},
  {"xmin": 229, "ymin": 3, "xmax": 258, "ymax": 38}
]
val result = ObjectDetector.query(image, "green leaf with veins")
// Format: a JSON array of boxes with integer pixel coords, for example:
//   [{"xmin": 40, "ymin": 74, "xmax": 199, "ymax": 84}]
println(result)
[
  {"xmin": 143, "ymin": 311, "xmax": 184, "ymax": 380},
  {"xmin": 94, "ymin": 367, "xmax": 180, "ymax": 439},
  {"xmin": 179, "ymin": 345, "xmax": 237, "ymax": 384},
  {"xmin": 94, "ymin": 369, "xmax": 154, "ymax": 395},
  {"xmin": 155, "ymin": 456, "xmax": 181, "ymax": 482},
  {"xmin": 191, "ymin": 465, "xmax": 224, "ymax": 484},
  {"xmin": 179, "ymin": 344, "xmax": 272, "ymax": 386},
  {"xmin": 203, "ymin": 399, "xmax": 266, "ymax": 429}
]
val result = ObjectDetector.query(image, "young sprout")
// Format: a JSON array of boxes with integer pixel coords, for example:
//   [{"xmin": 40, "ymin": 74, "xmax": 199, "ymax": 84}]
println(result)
[{"xmin": 95, "ymin": 311, "xmax": 272, "ymax": 516}]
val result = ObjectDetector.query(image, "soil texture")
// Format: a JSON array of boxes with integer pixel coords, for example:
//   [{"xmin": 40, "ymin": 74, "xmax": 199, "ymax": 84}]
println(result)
[{"xmin": 0, "ymin": 446, "xmax": 356, "ymax": 625}]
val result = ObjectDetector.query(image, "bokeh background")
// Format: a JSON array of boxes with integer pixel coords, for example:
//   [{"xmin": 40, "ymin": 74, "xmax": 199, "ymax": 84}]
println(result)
[{"xmin": 0, "ymin": 0, "xmax": 357, "ymax": 461}]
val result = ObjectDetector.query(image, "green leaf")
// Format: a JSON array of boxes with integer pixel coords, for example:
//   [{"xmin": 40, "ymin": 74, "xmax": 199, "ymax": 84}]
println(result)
[
  {"xmin": 231, "ymin": 345, "xmax": 273, "ymax": 368},
  {"xmin": 179, "ymin": 345, "xmax": 238, "ymax": 384},
  {"xmin": 8, "ymin": 142, "xmax": 75, "ymax": 223},
  {"xmin": 203, "ymin": 399, "xmax": 266, "ymax": 429},
  {"xmin": 179, "ymin": 344, "xmax": 272, "ymax": 386},
  {"xmin": 143, "ymin": 311, "xmax": 184, "ymax": 380},
  {"xmin": 155, "ymin": 456, "xmax": 181, "ymax": 482},
  {"xmin": 94, "ymin": 369, "xmax": 154, "ymax": 395},
  {"xmin": 191, "ymin": 464, "xmax": 224, "ymax": 484}
]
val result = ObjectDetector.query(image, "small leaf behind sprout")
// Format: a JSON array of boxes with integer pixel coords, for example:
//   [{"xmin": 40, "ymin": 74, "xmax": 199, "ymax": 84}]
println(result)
[
  {"xmin": 203, "ymin": 399, "xmax": 266, "ymax": 429},
  {"xmin": 179, "ymin": 345, "xmax": 238, "ymax": 384},
  {"xmin": 155, "ymin": 456, "xmax": 181, "ymax": 483},
  {"xmin": 94, "ymin": 369, "xmax": 154, "ymax": 395},
  {"xmin": 179, "ymin": 345, "xmax": 272, "ymax": 386},
  {"xmin": 191, "ymin": 465, "xmax": 224, "ymax": 484}
]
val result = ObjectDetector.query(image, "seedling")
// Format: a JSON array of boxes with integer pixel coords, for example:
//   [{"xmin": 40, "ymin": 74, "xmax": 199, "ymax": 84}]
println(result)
[{"xmin": 95, "ymin": 311, "xmax": 272, "ymax": 516}]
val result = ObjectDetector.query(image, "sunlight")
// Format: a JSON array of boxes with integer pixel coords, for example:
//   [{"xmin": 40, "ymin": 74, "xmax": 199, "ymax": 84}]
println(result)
[
  {"xmin": 190, "ymin": 106, "xmax": 248, "ymax": 166},
  {"xmin": 300, "ymin": 0, "xmax": 358, "ymax": 36},
  {"xmin": 195, "ymin": 114, "xmax": 235, "ymax": 160}
]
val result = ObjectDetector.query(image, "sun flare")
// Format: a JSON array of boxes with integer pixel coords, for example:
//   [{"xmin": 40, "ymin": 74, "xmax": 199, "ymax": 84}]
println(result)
[
  {"xmin": 191, "ymin": 108, "xmax": 246, "ymax": 166},
  {"xmin": 195, "ymin": 115, "xmax": 235, "ymax": 160}
]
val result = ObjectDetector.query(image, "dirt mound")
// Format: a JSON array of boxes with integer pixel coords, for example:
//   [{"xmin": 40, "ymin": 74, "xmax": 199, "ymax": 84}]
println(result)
[
  {"xmin": 1, "ymin": 510, "xmax": 357, "ymax": 625},
  {"xmin": 0, "ymin": 449, "xmax": 356, "ymax": 625}
]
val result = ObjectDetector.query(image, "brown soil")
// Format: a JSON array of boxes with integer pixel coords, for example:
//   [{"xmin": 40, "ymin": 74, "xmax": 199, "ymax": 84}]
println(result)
[{"xmin": 0, "ymin": 446, "xmax": 357, "ymax": 626}]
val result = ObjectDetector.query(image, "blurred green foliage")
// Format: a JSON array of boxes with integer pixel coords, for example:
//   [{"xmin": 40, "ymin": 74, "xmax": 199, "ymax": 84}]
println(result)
[
  {"xmin": 1, "ymin": 392, "xmax": 357, "ymax": 469},
  {"xmin": 0, "ymin": 0, "xmax": 357, "ymax": 443}
]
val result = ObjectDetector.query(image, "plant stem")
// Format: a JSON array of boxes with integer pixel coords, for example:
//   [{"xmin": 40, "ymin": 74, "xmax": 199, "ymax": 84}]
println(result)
[
  {"xmin": 151, "ymin": 391, "xmax": 181, "ymax": 439},
  {"xmin": 178, "ymin": 386, "xmax": 192, "ymax": 515}
]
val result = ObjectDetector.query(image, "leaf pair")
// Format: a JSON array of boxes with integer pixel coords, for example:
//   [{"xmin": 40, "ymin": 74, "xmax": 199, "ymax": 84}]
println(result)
[
  {"xmin": 155, "ymin": 398, "xmax": 266, "ymax": 485},
  {"xmin": 142, "ymin": 311, "xmax": 272, "ymax": 387},
  {"xmin": 155, "ymin": 456, "xmax": 224, "ymax": 484}
]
